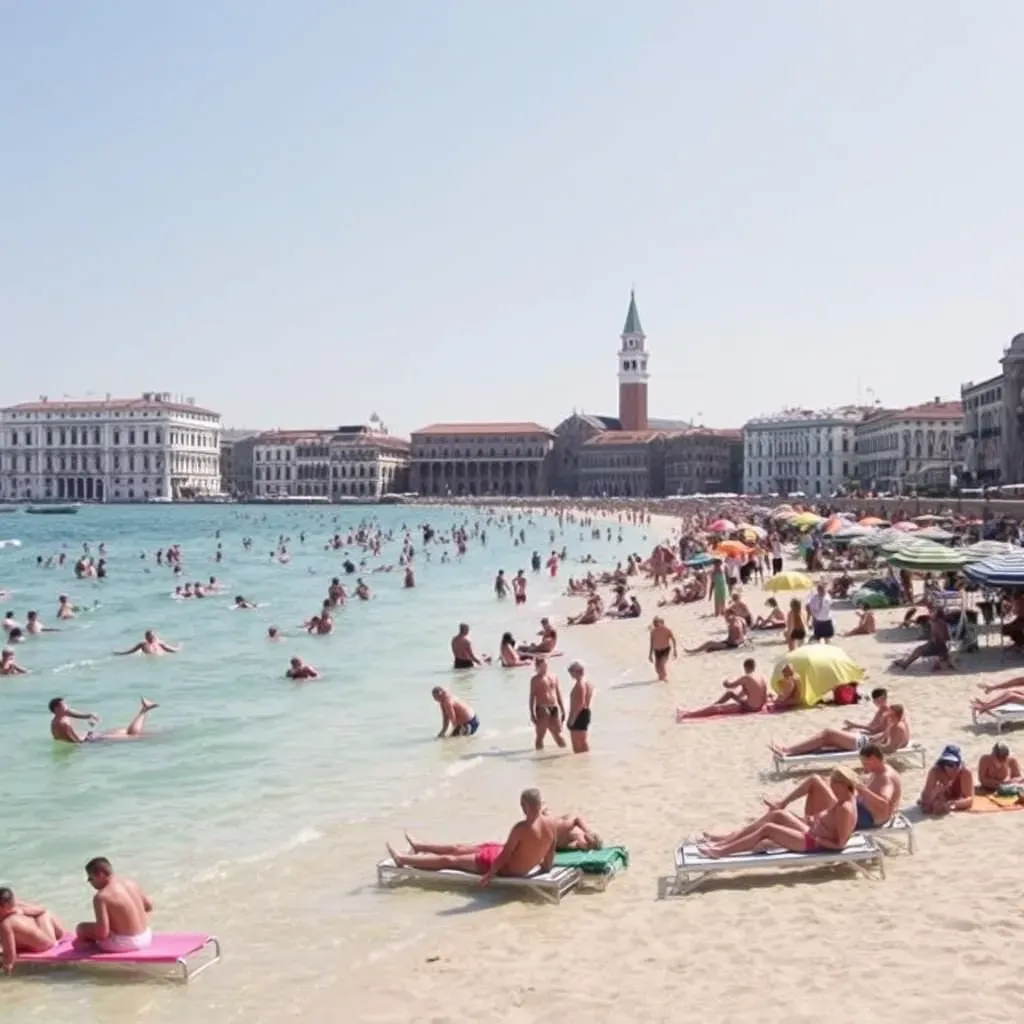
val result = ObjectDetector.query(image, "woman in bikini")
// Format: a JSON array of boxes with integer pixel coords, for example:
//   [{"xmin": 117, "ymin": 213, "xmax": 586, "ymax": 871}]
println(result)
[{"xmin": 785, "ymin": 598, "xmax": 806, "ymax": 651}]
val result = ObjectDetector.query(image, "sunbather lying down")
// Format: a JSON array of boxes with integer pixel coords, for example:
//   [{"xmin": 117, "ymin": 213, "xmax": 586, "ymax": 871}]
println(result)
[
  {"xmin": 700, "ymin": 746, "xmax": 900, "ymax": 855},
  {"xmin": 769, "ymin": 703, "xmax": 909, "ymax": 759},
  {"xmin": 696, "ymin": 768, "xmax": 858, "ymax": 858},
  {"xmin": 972, "ymin": 676, "xmax": 1024, "ymax": 715}
]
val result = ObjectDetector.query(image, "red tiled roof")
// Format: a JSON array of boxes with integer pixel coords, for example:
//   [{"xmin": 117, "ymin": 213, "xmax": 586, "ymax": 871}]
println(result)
[
  {"xmin": 862, "ymin": 401, "xmax": 963, "ymax": 425},
  {"xmin": 256, "ymin": 430, "xmax": 333, "ymax": 444},
  {"xmin": 332, "ymin": 434, "xmax": 410, "ymax": 451},
  {"xmin": 667, "ymin": 427, "xmax": 742, "ymax": 441},
  {"xmin": 583, "ymin": 430, "xmax": 665, "ymax": 446},
  {"xmin": 413, "ymin": 422, "xmax": 553, "ymax": 436},
  {"xmin": 4, "ymin": 396, "xmax": 219, "ymax": 416}
]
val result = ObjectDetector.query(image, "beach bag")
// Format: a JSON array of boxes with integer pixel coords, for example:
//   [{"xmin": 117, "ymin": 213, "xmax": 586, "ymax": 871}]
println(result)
[{"xmin": 832, "ymin": 683, "xmax": 859, "ymax": 706}]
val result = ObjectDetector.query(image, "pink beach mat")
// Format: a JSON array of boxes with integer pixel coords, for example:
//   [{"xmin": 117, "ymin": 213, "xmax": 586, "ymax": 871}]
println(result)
[
  {"xmin": 675, "ymin": 702, "xmax": 795, "ymax": 723},
  {"xmin": 18, "ymin": 932, "xmax": 218, "ymax": 975}
]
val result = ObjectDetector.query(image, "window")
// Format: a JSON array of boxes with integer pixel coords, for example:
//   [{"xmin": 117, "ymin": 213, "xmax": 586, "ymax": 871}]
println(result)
[{"xmin": 113, "ymin": 430, "xmax": 120, "ymax": 445}]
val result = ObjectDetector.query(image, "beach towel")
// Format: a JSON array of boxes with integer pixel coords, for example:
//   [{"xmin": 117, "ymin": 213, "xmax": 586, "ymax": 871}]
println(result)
[
  {"xmin": 969, "ymin": 793, "xmax": 1024, "ymax": 813},
  {"xmin": 553, "ymin": 846, "xmax": 629, "ymax": 874},
  {"xmin": 675, "ymin": 702, "xmax": 793, "ymax": 723}
]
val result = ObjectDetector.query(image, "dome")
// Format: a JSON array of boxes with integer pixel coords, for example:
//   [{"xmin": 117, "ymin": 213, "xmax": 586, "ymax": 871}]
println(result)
[{"xmin": 1011, "ymin": 333, "xmax": 1024, "ymax": 350}]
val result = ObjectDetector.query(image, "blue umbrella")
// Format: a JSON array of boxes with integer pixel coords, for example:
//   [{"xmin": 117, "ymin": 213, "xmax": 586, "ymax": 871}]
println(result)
[
  {"xmin": 964, "ymin": 550, "xmax": 1024, "ymax": 588},
  {"xmin": 685, "ymin": 553, "xmax": 715, "ymax": 568}
]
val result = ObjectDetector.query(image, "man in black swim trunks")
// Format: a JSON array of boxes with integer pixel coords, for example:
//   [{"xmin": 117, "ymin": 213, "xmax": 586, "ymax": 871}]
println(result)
[
  {"xmin": 566, "ymin": 660, "xmax": 593, "ymax": 754},
  {"xmin": 529, "ymin": 656, "xmax": 567, "ymax": 752},
  {"xmin": 450, "ymin": 622, "xmax": 489, "ymax": 670}
]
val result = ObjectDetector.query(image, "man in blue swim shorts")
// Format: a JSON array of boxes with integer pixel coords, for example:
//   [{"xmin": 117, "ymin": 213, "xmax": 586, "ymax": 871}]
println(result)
[{"xmin": 431, "ymin": 687, "xmax": 479, "ymax": 738}]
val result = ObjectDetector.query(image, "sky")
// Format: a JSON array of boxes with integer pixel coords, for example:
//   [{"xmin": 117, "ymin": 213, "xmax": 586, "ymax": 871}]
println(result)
[{"xmin": 2, "ymin": 1, "xmax": 1024, "ymax": 435}]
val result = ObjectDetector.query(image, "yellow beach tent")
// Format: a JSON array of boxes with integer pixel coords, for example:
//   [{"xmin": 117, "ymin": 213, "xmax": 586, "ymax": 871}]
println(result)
[{"xmin": 771, "ymin": 645, "xmax": 865, "ymax": 708}]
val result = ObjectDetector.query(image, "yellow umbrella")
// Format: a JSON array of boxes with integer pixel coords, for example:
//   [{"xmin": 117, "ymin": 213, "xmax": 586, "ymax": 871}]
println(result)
[
  {"xmin": 789, "ymin": 511, "xmax": 823, "ymax": 528},
  {"xmin": 771, "ymin": 646, "xmax": 865, "ymax": 708},
  {"xmin": 764, "ymin": 571, "xmax": 813, "ymax": 592}
]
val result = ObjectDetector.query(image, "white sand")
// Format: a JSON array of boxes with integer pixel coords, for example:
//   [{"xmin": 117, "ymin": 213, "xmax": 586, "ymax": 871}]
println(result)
[{"xmin": 339, "ymin": 516, "xmax": 1023, "ymax": 1024}]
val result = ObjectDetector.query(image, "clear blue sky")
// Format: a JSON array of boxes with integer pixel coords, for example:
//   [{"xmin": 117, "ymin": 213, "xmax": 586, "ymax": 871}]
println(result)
[{"xmin": 2, "ymin": 2, "xmax": 1022, "ymax": 435}]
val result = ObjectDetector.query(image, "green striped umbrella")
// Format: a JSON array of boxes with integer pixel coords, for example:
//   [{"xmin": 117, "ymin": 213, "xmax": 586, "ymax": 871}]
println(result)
[{"xmin": 885, "ymin": 538, "xmax": 970, "ymax": 573}]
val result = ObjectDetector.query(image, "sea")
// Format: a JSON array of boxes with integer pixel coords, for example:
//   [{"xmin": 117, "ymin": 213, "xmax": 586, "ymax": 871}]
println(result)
[{"xmin": 0, "ymin": 503, "xmax": 655, "ymax": 1022}]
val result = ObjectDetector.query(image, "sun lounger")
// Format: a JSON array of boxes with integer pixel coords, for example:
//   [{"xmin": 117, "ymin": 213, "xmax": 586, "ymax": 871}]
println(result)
[
  {"xmin": 16, "ymin": 932, "xmax": 221, "ymax": 982},
  {"xmin": 868, "ymin": 811, "xmax": 916, "ymax": 855},
  {"xmin": 552, "ymin": 846, "xmax": 629, "ymax": 891},
  {"xmin": 376, "ymin": 859, "xmax": 582, "ymax": 903},
  {"xmin": 972, "ymin": 702, "xmax": 1024, "ymax": 733},
  {"xmin": 672, "ymin": 834, "xmax": 885, "ymax": 896},
  {"xmin": 772, "ymin": 743, "xmax": 927, "ymax": 775}
]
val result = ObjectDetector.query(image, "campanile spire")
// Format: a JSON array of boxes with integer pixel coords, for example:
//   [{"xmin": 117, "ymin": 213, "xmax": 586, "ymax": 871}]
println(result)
[{"xmin": 617, "ymin": 290, "xmax": 649, "ymax": 431}]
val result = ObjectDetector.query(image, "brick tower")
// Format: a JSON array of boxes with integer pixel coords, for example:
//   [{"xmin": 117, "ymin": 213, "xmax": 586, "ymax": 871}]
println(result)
[{"xmin": 617, "ymin": 289, "xmax": 649, "ymax": 431}]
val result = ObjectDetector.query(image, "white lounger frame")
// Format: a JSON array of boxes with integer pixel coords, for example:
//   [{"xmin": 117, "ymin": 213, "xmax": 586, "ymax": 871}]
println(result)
[
  {"xmin": 376, "ymin": 860, "xmax": 582, "ymax": 903},
  {"xmin": 972, "ymin": 702, "xmax": 1024, "ymax": 733},
  {"xmin": 772, "ymin": 744, "xmax": 927, "ymax": 775},
  {"xmin": 871, "ymin": 812, "xmax": 915, "ymax": 856},
  {"xmin": 671, "ymin": 834, "xmax": 885, "ymax": 896},
  {"xmin": 178, "ymin": 938, "xmax": 222, "ymax": 982}
]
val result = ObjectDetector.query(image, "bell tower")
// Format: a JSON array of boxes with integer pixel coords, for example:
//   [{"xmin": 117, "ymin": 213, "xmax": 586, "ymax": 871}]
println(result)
[{"xmin": 617, "ymin": 289, "xmax": 649, "ymax": 431}]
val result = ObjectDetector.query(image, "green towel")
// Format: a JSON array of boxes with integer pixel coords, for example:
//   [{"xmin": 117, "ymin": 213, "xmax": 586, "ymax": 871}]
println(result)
[{"xmin": 553, "ymin": 846, "xmax": 629, "ymax": 874}]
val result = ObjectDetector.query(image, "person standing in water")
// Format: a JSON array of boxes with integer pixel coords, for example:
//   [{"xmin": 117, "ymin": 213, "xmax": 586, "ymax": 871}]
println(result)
[
  {"xmin": 529, "ymin": 656, "xmax": 567, "ymax": 752},
  {"xmin": 566, "ymin": 660, "xmax": 593, "ymax": 754},
  {"xmin": 113, "ymin": 631, "xmax": 179, "ymax": 656}
]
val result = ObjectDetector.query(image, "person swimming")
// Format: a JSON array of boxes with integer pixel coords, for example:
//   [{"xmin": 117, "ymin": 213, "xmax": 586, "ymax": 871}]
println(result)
[{"xmin": 49, "ymin": 696, "xmax": 159, "ymax": 743}]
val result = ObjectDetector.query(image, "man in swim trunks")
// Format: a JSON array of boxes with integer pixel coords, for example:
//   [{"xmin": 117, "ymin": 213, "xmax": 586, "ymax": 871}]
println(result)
[
  {"xmin": 680, "ymin": 657, "xmax": 768, "ymax": 719},
  {"xmin": 685, "ymin": 610, "xmax": 747, "ymax": 655},
  {"xmin": 0, "ymin": 887, "xmax": 65, "ymax": 975},
  {"xmin": 566, "ymin": 660, "xmax": 593, "ymax": 754},
  {"xmin": 25, "ymin": 610, "xmax": 59, "ymax": 635},
  {"xmin": 0, "ymin": 648, "xmax": 29, "ymax": 676},
  {"xmin": 919, "ymin": 744, "xmax": 975, "ymax": 815},
  {"xmin": 977, "ymin": 741, "xmax": 1024, "ymax": 791},
  {"xmin": 385, "ymin": 788, "xmax": 558, "ymax": 884},
  {"xmin": 769, "ymin": 704, "xmax": 910, "ymax": 760},
  {"xmin": 113, "ymin": 630, "xmax": 179, "ymax": 656},
  {"xmin": 519, "ymin": 618, "xmax": 557, "ymax": 656},
  {"xmin": 696, "ymin": 767, "xmax": 857, "ymax": 859},
  {"xmin": 432, "ymin": 686, "xmax": 479, "ymax": 737},
  {"xmin": 56, "ymin": 595, "xmax": 75, "ymax": 620},
  {"xmin": 286, "ymin": 657, "xmax": 319, "ymax": 680},
  {"xmin": 451, "ymin": 622, "xmax": 489, "ymax": 669},
  {"xmin": 529, "ymin": 657, "xmax": 567, "ymax": 751},
  {"xmin": 648, "ymin": 616, "xmax": 677, "ymax": 682},
  {"xmin": 49, "ymin": 696, "xmax": 159, "ymax": 743},
  {"xmin": 75, "ymin": 857, "xmax": 153, "ymax": 952},
  {"xmin": 842, "ymin": 687, "xmax": 889, "ymax": 733}
]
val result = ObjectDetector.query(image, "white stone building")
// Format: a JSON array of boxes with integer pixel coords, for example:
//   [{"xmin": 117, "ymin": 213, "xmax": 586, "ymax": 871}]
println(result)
[
  {"xmin": 960, "ymin": 375, "xmax": 1004, "ymax": 486},
  {"xmin": 0, "ymin": 393, "xmax": 221, "ymax": 502},
  {"xmin": 854, "ymin": 399, "xmax": 964, "ymax": 493},
  {"xmin": 252, "ymin": 425, "xmax": 410, "ymax": 498},
  {"xmin": 742, "ymin": 407, "xmax": 865, "ymax": 496}
]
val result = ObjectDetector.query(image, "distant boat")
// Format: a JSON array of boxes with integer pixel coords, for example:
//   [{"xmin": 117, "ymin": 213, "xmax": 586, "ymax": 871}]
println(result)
[
  {"xmin": 26, "ymin": 504, "xmax": 80, "ymax": 515},
  {"xmin": 0, "ymin": 506, "xmax": 17, "ymax": 514}
]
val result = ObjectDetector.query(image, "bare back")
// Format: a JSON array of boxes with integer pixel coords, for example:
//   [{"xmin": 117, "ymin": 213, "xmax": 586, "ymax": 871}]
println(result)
[
  {"xmin": 97, "ymin": 878, "xmax": 150, "ymax": 937},
  {"xmin": 499, "ymin": 815, "xmax": 558, "ymax": 876}
]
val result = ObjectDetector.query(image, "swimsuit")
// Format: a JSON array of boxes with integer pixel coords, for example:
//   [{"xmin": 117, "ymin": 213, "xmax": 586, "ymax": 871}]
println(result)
[
  {"xmin": 540, "ymin": 705, "xmax": 560, "ymax": 718},
  {"xmin": 653, "ymin": 646, "xmax": 671, "ymax": 660},
  {"xmin": 453, "ymin": 658, "xmax": 475, "ymax": 670},
  {"xmin": 568, "ymin": 708, "xmax": 591, "ymax": 732},
  {"xmin": 84, "ymin": 732, "xmax": 106, "ymax": 743},
  {"xmin": 803, "ymin": 834, "xmax": 822, "ymax": 853},
  {"xmin": 473, "ymin": 842, "xmax": 504, "ymax": 874},
  {"xmin": 790, "ymin": 627, "xmax": 806, "ymax": 641},
  {"xmin": 855, "ymin": 799, "xmax": 876, "ymax": 831},
  {"xmin": 453, "ymin": 716, "xmax": 480, "ymax": 736},
  {"xmin": 97, "ymin": 928, "xmax": 152, "ymax": 953}
]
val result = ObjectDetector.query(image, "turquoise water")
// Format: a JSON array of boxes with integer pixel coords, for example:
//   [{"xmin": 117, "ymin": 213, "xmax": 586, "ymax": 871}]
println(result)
[{"xmin": 1, "ymin": 504, "xmax": 651, "ymax": 1018}]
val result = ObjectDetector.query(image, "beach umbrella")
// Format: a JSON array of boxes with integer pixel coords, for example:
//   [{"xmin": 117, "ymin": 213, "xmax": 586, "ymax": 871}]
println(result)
[
  {"xmin": 771, "ymin": 505, "xmax": 795, "ymax": 520},
  {"xmin": 915, "ymin": 526, "xmax": 954, "ymax": 543},
  {"xmin": 885, "ymin": 538, "xmax": 970, "ymax": 573},
  {"xmin": 764, "ymin": 571, "xmax": 814, "ymax": 592},
  {"xmin": 708, "ymin": 518, "xmax": 736, "ymax": 534},
  {"xmin": 789, "ymin": 511, "xmax": 823, "ymax": 528},
  {"xmin": 892, "ymin": 521, "xmax": 919, "ymax": 532},
  {"xmin": 711, "ymin": 540, "xmax": 750, "ymax": 558},
  {"xmin": 770, "ymin": 646, "xmax": 865, "ymax": 708},
  {"xmin": 684, "ymin": 553, "xmax": 715, "ymax": 568},
  {"xmin": 737, "ymin": 522, "xmax": 766, "ymax": 539},
  {"xmin": 912, "ymin": 514, "xmax": 945, "ymax": 524},
  {"xmin": 821, "ymin": 515, "xmax": 845, "ymax": 535},
  {"xmin": 962, "ymin": 540, "xmax": 1014, "ymax": 562},
  {"xmin": 833, "ymin": 523, "xmax": 875, "ymax": 540},
  {"xmin": 858, "ymin": 516, "xmax": 889, "ymax": 527},
  {"xmin": 964, "ymin": 550, "xmax": 1024, "ymax": 588}
]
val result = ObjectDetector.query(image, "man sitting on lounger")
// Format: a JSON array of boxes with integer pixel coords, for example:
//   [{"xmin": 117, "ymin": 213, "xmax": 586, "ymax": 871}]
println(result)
[
  {"xmin": 842, "ymin": 687, "xmax": 889, "ymax": 733},
  {"xmin": 769, "ymin": 703, "xmax": 909, "ymax": 760},
  {"xmin": 971, "ymin": 676, "xmax": 1024, "ymax": 716},
  {"xmin": 918, "ymin": 745, "xmax": 974, "ymax": 816},
  {"xmin": 977, "ymin": 742, "xmax": 1024, "ymax": 791},
  {"xmin": 76, "ymin": 857, "xmax": 153, "ymax": 952},
  {"xmin": 679, "ymin": 658, "xmax": 768, "ymax": 718},
  {"xmin": 0, "ymin": 887, "xmax": 64, "ymax": 975},
  {"xmin": 386, "ymin": 788, "xmax": 558, "ymax": 886},
  {"xmin": 701, "ymin": 745, "xmax": 901, "ymax": 850},
  {"xmin": 696, "ymin": 767, "xmax": 858, "ymax": 859}
]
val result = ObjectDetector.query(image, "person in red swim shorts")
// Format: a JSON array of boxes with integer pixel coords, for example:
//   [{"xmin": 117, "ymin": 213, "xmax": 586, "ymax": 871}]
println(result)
[{"xmin": 385, "ymin": 788, "xmax": 558, "ymax": 886}]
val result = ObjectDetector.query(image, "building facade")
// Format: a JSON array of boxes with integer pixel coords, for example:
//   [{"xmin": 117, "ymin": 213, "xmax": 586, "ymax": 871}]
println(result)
[
  {"xmin": 252, "ymin": 430, "xmax": 328, "ymax": 497},
  {"xmin": 1001, "ymin": 334, "xmax": 1024, "ymax": 485},
  {"xmin": 577, "ymin": 432, "xmax": 666, "ymax": 497},
  {"xmin": 854, "ymin": 400, "xmax": 964, "ymax": 492},
  {"xmin": 220, "ymin": 430, "xmax": 259, "ymax": 497},
  {"xmin": 617, "ymin": 290, "xmax": 650, "ymax": 432},
  {"xmin": 959, "ymin": 375, "xmax": 1004, "ymax": 486},
  {"xmin": 329, "ymin": 427, "xmax": 409, "ymax": 498},
  {"xmin": 664, "ymin": 429, "xmax": 743, "ymax": 495},
  {"xmin": 409, "ymin": 423, "xmax": 554, "ymax": 497},
  {"xmin": 0, "ymin": 393, "xmax": 221, "ymax": 502},
  {"xmin": 742, "ymin": 408, "xmax": 864, "ymax": 496}
]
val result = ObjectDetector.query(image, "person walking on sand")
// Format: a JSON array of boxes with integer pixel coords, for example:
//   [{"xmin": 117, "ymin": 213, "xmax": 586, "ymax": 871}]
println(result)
[
  {"xmin": 649, "ymin": 616, "xmax": 677, "ymax": 681},
  {"xmin": 709, "ymin": 560, "xmax": 728, "ymax": 617},
  {"xmin": 49, "ymin": 696, "xmax": 159, "ymax": 744},
  {"xmin": 566, "ymin": 660, "xmax": 593, "ymax": 753},
  {"xmin": 529, "ymin": 656, "xmax": 567, "ymax": 751}
]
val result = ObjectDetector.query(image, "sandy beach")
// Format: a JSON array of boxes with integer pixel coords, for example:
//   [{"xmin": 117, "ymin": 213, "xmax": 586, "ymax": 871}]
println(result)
[{"xmin": 331, "ymin": 513, "xmax": 1023, "ymax": 1024}]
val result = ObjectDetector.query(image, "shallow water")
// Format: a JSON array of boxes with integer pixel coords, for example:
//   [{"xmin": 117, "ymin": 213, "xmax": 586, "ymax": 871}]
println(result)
[{"xmin": 0, "ymin": 504, "xmax": 652, "ymax": 1021}]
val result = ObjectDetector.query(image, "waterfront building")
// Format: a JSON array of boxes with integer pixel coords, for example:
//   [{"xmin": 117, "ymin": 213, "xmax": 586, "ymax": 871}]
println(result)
[
  {"xmin": 0, "ymin": 392, "xmax": 221, "ymax": 502},
  {"xmin": 409, "ymin": 423, "xmax": 554, "ymax": 497},
  {"xmin": 664, "ymin": 428, "xmax": 743, "ymax": 495},
  {"xmin": 252, "ymin": 430, "xmax": 330, "ymax": 498},
  {"xmin": 577, "ymin": 431, "xmax": 667, "ymax": 497},
  {"xmin": 959, "ymin": 374, "xmax": 1004, "ymax": 487},
  {"xmin": 854, "ymin": 399, "xmax": 964, "ymax": 492},
  {"xmin": 1000, "ymin": 334, "xmax": 1024, "ymax": 484},
  {"xmin": 220, "ymin": 430, "xmax": 259, "ymax": 497},
  {"xmin": 329, "ymin": 425, "xmax": 410, "ymax": 498},
  {"xmin": 742, "ymin": 407, "xmax": 865, "ymax": 496}
]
